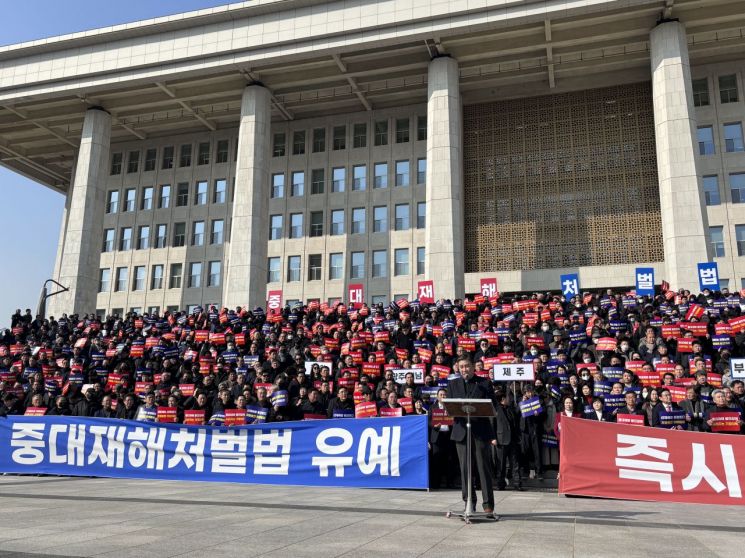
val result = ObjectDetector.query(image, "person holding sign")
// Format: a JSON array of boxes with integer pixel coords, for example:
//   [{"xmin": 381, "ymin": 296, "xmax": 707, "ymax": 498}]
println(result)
[
  {"xmin": 651, "ymin": 389, "xmax": 686, "ymax": 429},
  {"xmin": 704, "ymin": 389, "xmax": 744, "ymax": 433},
  {"xmin": 446, "ymin": 358, "xmax": 497, "ymax": 516}
]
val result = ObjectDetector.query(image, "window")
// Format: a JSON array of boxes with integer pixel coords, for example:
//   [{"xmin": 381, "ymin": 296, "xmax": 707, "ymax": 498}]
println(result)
[
  {"xmin": 313, "ymin": 128, "xmax": 326, "ymax": 152},
  {"xmin": 353, "ymin": 123, "xmax": 367, "ymax": 148},
  {"xmin": 332, "ymin": 167, "xmax": 345, "ymax": 192},
  {"xmin": 195, "ymin": 181, "xmax": 208, "ymax": 205},
  {"xmin": 374, "ymin": 163, "xmax": 388, "ymax": 189},
  {"xmin": 162, "ymin": 146, "xmax": 174, "ymax": 169},
  {"xmin": 291, "ymin": 171, "xmax": 305, "ymax": 197},
  {"xmin": 158, "ymin": 185, "xmax": 170, "ymax": 209},
  {"xmin": 710, "ymin": 226, "xmax": 725, "ymax": 257},
  {"xmin": 417, "ymin": 202, "xmax": 426, "ymax": 228},
  {"xmin": 124, "ymin": 189, "xmax": 136, "ymax": 212},
  {"xmin": 173, "ymin": 222, "xmax": 186, "ymax": 247},
  {"xmin": 417, "ymin": 158, "xmax": 426, "ymax": 184},
  {"xmin": 373, "ymin": 206, "xmax": 388, "ymax": 233},
  {"xmin": 273, "ymin": 133, "xmax": 286, "ymax": 157},
  {"xmin": 308, "ymin": 254, "xmax": 322, "ymax": 281},
  {"xmin": 395, "ymin": 204, "xmax": 410, "ymax": 231},
  {"xmin": 287, "ymin": 256, "xmax": 301, "ymax": 282},
  {"xmin": 119, "ymin": 228, "xmax": 132, "ymax": 251},
  {"xmin": 106, "ymin": 191, "xmax": 119, "ymax": 214},
  {"xmin": 371, "ymin": 295, "xmax": 386, "ymax": 305},
  {"xmin": 331, "ymin": 209, "xmax": 344, "ymax": 235},
  {"xmin": 141, "ymin": 187, "xmax": 153, "ymax": 211},
  {"xmin": 213, "ymin": 179, "xmax": 226, "ymax": 204},
  {"xmin": 730, "ymin": 173, "xmax": 745, "ymax": 203},
  {"xmin": 133, "ymin": 266, "xmax": 146, "ymax": 291},
  {"xmin": 97, "ymin": 267, "xmax": 111, "ymax": 294},
  {"xmin": 272, "ymin": 174, "xmax": 285, "ymax": 198},
  {"xmin": 197, "ymin": 142, "xmax": 210, "ymax": 165},
  {"xmin": 211, "ymin": 219, "xmax": 224, "ymax": 245},
  {"xmin": 144, "ymin": 149, "xmax": 157, "ymax": 172},
  {"xmin": 310, "ymin": 211, "xmax": 323, "ymax": 237},
  {"xmin": 724, "ymin": 123, "xmax": 744, "ymax": 152},
  {"xmin": 394, "ymin": 248, "xmax": 409, "ymax": 276},
  {"xmin": 169, "ymin": 263, "xmax": 183, "ymax": 289},
  {"xmin": 352, "ymin": 207, "xmax": 366, "ymax": 234},
  {"xmin": 417, "ymin": 116, "xmax": 427, "ymax": 141},
  {"xmin": 353, "ymin": 165, "xmax": 366, "ymax": 191},
  {"xmin": 208, "ymin": 261, "xmax": 221, "ymax": 287},
  {"xmin": 372, "ymin": 249, "xmax": 387, "ymax": 278},
  {"xmin": 311, "ymin": 169, "xmax": 325, "ymax": 194},
  {"xmin": 192, "ymin": 221, "xmax": 205, "ymax": 246},
  {"xmin": 102, "ymin": 229, "xmax": 115, "ymax": 253},
  {"xmin": 268, "ymin": 257, "xmax": 281, "ymax": 283},
  {"xmin": 115, "ymin": 267, "xmax": 128, "ymax": 292},
  {"xmin": 719, "ymin": 75, "xmax": 739, "ymax": 103},
  {"xmin": 720, "ymin": 278, "xmax": 730, "ymax": 290},
  {"xmin": 290, "ymin": 213, "xmax": 303, "ymax": 239},
  {"xmin": 189, "ymin": 262, "xmax": 202, "ymax": 288},
  {"xmin": 151, "ymin": 265, "xmax": 164, "ymax": 290},
  {"xmin": 110, "ymin": 153, "xmax": 123, "ymax": 175},
  {"xmin": 155, "ymin": 224, "xmax": 167, "ymax": 249},
  {"xmin": 329, "ymin": 253, "xmax": 343, "ymax": 280},
  {"xmin": 395, "ymin": 160, "xmax": 409, "ymax": 186},
  {"xmin": 350, "ymin": 252, "xmax": 365, "ymax": 279},
  {"xmin": 692, "ymin": 78, "xmax": 709, "ymax": 107},
  {"xmin": 216, "ymin": 140, "xmax": 229, "ymax": 163},
  {"xmin": 137, "ymin": 226, "xmax": 150, "ymax": 250},
  {"xmin": 697, "ymin": 126, "xmax": 715, "ymax": 155},
  {"xmin": 179, "ymin": 144, "xmax": 192, "ymax": 167},
  {"xmin": 292, "ymin": 131, "xmax": 306, "ymax": 155},
  {"xmin": 333, "ymin": 126, "xmax": 346, "ymax": 150},
  {"xmin": 176, "ymin": 183, "xmax": 189, "ymax": 206},
  {"xmin": 736, "ymin": 225, "xmax": 745, "ymax": 256},
  {"xmin": 374, "ymin": 120, "xmax": 388, "ymax": 146},
  {"xmin": 270, "ymin": 215, "xmax": 283, "ymax": 240},
  {"xmin": 396, "ymin": 118, "xmax": 409, "ymax": 143},
  {"xmin": 127, "ymin": 151, "xmax": 139, "ymax": 174},
  {"xmin": 417, "ymin": 246, "xmax": 425, "ymax": 275},
  {"xmin": 701, "ymin": 176, "xmax": 720, "ymax": 206}
]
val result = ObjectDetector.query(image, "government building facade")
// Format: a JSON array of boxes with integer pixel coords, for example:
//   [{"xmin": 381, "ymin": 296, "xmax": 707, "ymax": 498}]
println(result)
[{"xmin": 1, "ymin": 0, "xmax": 743, "ymax": 316}]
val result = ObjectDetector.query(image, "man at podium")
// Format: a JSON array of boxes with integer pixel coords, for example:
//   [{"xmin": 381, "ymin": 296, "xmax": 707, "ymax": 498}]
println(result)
[{"xmin": 447, "ymin": 358, "xmax": 497, "ymax": 516}]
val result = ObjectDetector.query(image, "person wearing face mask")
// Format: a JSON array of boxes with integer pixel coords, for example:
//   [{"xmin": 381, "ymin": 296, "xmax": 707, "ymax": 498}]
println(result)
[
  {"xmin": 539, "ymin": 323, "xmax": 553, "ymax": 347},
  {"xmin": 617, "ymin": 339, "xmax": 633, "ymax": 361}
]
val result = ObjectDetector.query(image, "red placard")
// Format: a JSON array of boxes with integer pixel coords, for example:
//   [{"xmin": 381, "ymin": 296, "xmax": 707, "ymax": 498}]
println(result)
[
  {"xmin": 615, "ymin": 413, "xmax": 644, "ymax": 426},
  {"xmin": 480, "ymin": 277, "xmax": 498, "ymax": 298},
  {"xmin": 560, "ymin": 417, "xmax": 745, "ymax": 506},
  {"xmin": 179, "ymin": 384, "xmax": 195, "ymax": 397},
  {"xmin": 380, "ymin": 407, "xmax": 403, "ymax": 417},
  {"xmin": 348, "ymin": 283, "xmax": 364, "ymax": 309},
  {"xmin": 709, "ymin": 412, "xmax": 741, "ymax": 432},
  {"xmin": 183, "ymin": 410, "xmax": 205, "ymax": 425},
  {"xmin": 430, "ymin": 364, "xmax": 451, "ymax": 379},
  {"xmin": 595, "ymin": 337, "xmax": 617, "ymax": 352},
  {"xmin": 24, "ymin": 407, "xmax": 47, "ymax": 416},
  {"xmin": 417, "ymin": 280, "xmax": 434, "ymax": 304},
  {"xmin": 399, "ymin": 397, "xmax": 414, "ymax": 414},
  {"xmin": 677, "ymin": 338, "xmax": 694, "ymax": 353},
  {"xmin": 156, "ymin": 407, "xmax": 177, "ymax": 423},
  {"xmin": 636, "ymin": 370, "xmax": 660, "ymax": 387},
  {"xmin": 225, "ymin": 409, "xmax": 247, "ymax": 426},
  {"xmin": 667, "ymin": 386, "xmax": 687, "ymax": 403},
  {"xmin": 303, "ymin": 413, "xmax": 328, "ymax": 421},
  {"xmin": 431, "ymin": 408, "xmax": 454, "ymax": 427},
  {"xmin": 355, "ymin": 402, "xmax": 378, "ymax": 418},
  {"xmin": 267, "ymin": 289, "xmax": 283, "ymax": 316}
]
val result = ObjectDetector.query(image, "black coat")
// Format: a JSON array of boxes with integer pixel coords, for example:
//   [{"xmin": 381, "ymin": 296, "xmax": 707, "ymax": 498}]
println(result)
[
  {"xmin": 495, "ymin": 404, "xmax": 520, "ymax": 446},
  {"xmin": 445, "ymin": 375, "xmax": 496, "ymax": 443}
]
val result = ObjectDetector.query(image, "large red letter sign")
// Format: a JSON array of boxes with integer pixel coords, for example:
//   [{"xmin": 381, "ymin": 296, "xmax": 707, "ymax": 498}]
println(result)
[
  {"xmin": 348, "ymin": 283, "xmax": 364, "ymax": 308},
  {"xmin": 267, "ymin": 290, "xmax": 283, "ymax": 316},
  {"xmin": 417, "ymin": 280, "xmax": 434, "ymax": 304},
  {"xmin": 480, "ymin": 277, "xmax": 498, "ymax": 298}
]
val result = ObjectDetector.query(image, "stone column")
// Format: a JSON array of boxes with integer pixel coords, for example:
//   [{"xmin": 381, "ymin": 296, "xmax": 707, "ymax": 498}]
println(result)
[
  {"xmin": 224, "ymin": 85, "xmax": 272, "ymax": 310},
  {"xmin": 650, "ymin": 20, "xmax": 711, "ymax": 292},
  {"xmin": 47, "ymin": 107, "xmax": 111, "ymax": 318},
  {"xmin": 425, "ymin": 56, "xmax": 465, "ymax": 301}
]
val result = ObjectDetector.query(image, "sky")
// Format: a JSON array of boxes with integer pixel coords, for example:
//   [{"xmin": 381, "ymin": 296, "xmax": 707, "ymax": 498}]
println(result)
[{"xmin": 0, "ymin": 0, "xmax": 231, "ymax": 327}]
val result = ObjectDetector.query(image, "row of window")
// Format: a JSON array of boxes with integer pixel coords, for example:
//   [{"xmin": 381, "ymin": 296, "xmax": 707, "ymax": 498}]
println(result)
[
  {"xmin": 696, "ymin": 123, "xmax": 745, "ymax": 156},
  {"xmin": 270, "ymin": 159, "xmax": 425, "ymax": 198},
  {"xmin": 111, "ymin": 141, "xmax": 233, "ymax": 175},
  {"xmin": 102, "ymin": 220, "xmax": 225, "ymax": 252},
  {"xmin": 105, "ymin": 180, "xmax": 228, "ymax": 214},
  {"xmin": 709, "ymin": 225, "xmax": 745, "ymax": 258},
  {"xmin": 692, "ymin": 74, "xmax": 741, "ymax": 108},
  {"xmin": 272, "ymin": 117, "xmax": 427, "ymax": 157},
  {"xmin": 268, "ymin": 248, "xmax": 426, "ymax": 283},
  {"xmin": 701, "ymin": 173, "xmax": 745, "ymax": 205},
  {"xmin": 269, "ymin": 203, "xmax": 425, "ymax": 240},
  {"xmin": 99, "ymin": 261, "xmax": 222, "ymax": 293}
]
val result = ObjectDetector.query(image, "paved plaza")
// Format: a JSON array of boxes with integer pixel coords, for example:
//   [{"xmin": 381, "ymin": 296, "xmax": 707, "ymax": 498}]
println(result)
[{"xmin": 0, "ymin": 475, "xmax": 740, "ymax": 558}]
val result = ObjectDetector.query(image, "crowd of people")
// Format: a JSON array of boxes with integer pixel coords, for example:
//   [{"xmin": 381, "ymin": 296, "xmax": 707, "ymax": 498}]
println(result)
[{"xmin": 2, "ymin": 284, "xmax": 745, "ymax": 489}]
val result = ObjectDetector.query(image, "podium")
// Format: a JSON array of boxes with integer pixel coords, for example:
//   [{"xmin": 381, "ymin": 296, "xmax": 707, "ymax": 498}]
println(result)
[{"xmin": 442, "ymin": 398, "xmax": 498, "ymax": 524}]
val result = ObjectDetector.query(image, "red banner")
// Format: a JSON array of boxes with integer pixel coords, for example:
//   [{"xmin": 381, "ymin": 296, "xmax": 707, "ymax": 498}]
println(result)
[
  {"xmin": 348, "ymin": 283, "xmax": 364, "ymax": 308},
  {"xmin": 560, "ymin": 417, "xmax": 745, "ymax": 506},
  {"xmin": 417, "ymin": 280, "xmax": 434, "ymax": 304},
  {"xmin": 267, "ymin": 289, "xmax": 283, "ymax": 316},
  {"xmin": 480, "ymin": 277, "xmax": 498, "ymax": 298}
]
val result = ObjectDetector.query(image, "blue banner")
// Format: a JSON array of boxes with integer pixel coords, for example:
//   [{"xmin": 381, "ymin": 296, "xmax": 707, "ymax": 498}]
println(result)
[
  {"xmin": 697, "ymin": 262, "xmax": 720, "ymax": 291},
  {"xmin": 635, "ymin": 267, "xmax": 655, "ymax": 296},
  {"xmin": 0, "ymin": 415, "xmax": 428, "ymax": 489},
  {"xmin": 560, "ymin": 273, "xmax": 580, "ymax": 298}
]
